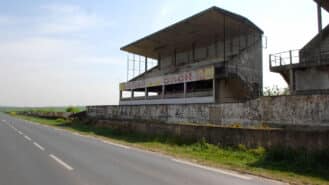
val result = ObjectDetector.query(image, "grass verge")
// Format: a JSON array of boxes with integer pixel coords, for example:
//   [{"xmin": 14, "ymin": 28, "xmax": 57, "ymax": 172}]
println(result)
[{"xmin": 12, "ymin": 114, "xmax": 329, "ymax": 185}]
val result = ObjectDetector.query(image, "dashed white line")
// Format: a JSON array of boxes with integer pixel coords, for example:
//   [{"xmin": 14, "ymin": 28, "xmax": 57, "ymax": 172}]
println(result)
[
  {"xmin": 18, "ymin": 131, "xmax": 23, "ymax": 135},
  {"xmin": 33, "ymin": 142, "xmax": 45, "ymax": 151},
  {"xmin": 11, "ymin": 126, "xmax": 18, "ymax": 131},
  {"xmin": 171, "ymin": 159, "xmax": 252, "ymax": 180},
  {"xmin": 102, "ymin": 140, "xmax": 131, "ymax": 149},
  {"xmin": 49, "ymin": 154, "xmax": 74, "ymax": 171},
  {"xmin": 24, "ymin": 135, "xmax": 32, "ymax": 141}
]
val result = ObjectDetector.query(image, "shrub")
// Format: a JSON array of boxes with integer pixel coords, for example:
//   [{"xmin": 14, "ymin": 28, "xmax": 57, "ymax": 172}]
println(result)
[
  {"xmin": 66, "ymin": 106, "xmax": 80, "ymax": 113},
  {"xmin": 55, "ymin": 118, "xmax": 66, "ymax": 123},
  {"xmin": 250, "ymin": 146, "xmax": 266, "ymax": 156},
  {"xmin": 238, "ymin": 144, "xmax": 247, "ymax": 151}
]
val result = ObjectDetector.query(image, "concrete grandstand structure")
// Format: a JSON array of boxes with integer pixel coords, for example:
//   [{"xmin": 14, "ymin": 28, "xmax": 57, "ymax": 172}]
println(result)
[
  {"xmin": 270, "ymin": 0, "xmax": 329, "ymax": 95},
  {"xmin": 119, "ymin": 6, "xmax": 263, "ymax": 105}
]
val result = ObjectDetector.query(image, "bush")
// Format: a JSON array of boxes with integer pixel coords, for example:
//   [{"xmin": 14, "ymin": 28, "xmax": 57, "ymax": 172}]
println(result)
[{"xmin": 66, "ymin": 106, "xmax": 80, "ymax": 113}]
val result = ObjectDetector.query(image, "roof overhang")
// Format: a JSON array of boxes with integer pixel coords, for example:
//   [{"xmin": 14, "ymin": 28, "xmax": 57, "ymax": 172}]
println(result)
[
  {"xmin": 121, "ymin": 6, "xmax": 263, "ymax": 59},
  {"xmin": 315, "ymin": 0, "xmax": 329, "ymax": 12}
]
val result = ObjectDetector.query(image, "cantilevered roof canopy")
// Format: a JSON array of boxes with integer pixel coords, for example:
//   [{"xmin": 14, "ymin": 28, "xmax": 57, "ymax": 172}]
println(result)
[
  {"xmin": 121, "ymin": 6, "xmax": 263, "ymax": 59},
  {"xmin": 315, "ymin": 0, "xmax": 329, "ymax": 12}
]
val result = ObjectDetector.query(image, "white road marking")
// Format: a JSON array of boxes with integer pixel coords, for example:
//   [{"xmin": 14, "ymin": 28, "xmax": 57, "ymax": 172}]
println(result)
[
  {"xmin": 24, "ymin": 135, "xmax": 32, "ymax": 141},
  {"xmin": 11, "ymin": 126, "xmax": 17, "ymax": 131},
  {"xmin": 49, "ymin": 154, "xmax": 74, "ymax": 171},
  {"xmin": 18, "ymin": 131, "xmax": 23, "ymax": 135},
  {"xmin": 102, "ymin": 140, "xmax": 131, "ymax": 149},
  {"xmin": 171, "ymin": 158, "xmax": 252, "ymax": 180},
  {"xmin": 33, "ymin": 142, "xmax": 45, "ymax": 151},
  {"xmin": 1, "ymin": 120, "xmax": 6, "ymax": 122}
]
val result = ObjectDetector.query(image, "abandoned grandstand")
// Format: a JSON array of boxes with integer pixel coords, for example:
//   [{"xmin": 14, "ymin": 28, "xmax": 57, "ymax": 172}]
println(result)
[
  {"xmin": 270, "ymin": 0, "xmax": 329, "ymax": 95},
  {"xmin": 119, "ymin": 6, "xmax": 263, "ymax": 105}
]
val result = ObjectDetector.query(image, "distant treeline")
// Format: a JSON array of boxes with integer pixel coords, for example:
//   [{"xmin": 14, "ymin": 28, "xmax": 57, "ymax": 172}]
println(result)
[{"xmin": 0, "ymin": 106, "xmax": 85, "ymax": 113}]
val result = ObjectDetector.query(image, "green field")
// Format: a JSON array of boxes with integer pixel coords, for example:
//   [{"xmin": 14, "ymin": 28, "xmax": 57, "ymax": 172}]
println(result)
[
  {"xmin": 0, "ymin": 106, "xmax": 85, "ymax": 113},
  {"xmin": 12, "ymin": 114, "xmax": 329, "ymax": 185}
]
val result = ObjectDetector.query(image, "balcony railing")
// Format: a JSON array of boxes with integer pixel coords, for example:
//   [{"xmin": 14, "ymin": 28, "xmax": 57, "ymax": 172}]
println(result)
[
  {"xmin": 269, "ymin": 49, "xmax": 300, "ymax": 68},
  {"xmin": 270, "ymin": 49, "xmax": 329, "ymax": 69}
]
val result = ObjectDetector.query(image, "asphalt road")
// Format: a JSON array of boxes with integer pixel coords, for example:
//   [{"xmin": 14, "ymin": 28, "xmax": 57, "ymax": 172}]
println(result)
[{"xmin": 0, "ymin": 113, "xmax": 285, "ymax": 185}]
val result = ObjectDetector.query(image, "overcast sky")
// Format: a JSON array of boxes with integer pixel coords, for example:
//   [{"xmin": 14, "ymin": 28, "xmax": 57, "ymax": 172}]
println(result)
[{"xmin": 0, "ymin": 0, "xmax": 328, "ymax": 107}]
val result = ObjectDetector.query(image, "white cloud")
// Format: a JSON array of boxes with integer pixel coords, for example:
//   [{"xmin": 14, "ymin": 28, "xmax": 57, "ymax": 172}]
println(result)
[
  {"xmin": 38, "ymin": 3, "xmax": 107, "ymax": 34},
  {"xmin": 0, "ymin": 37, "xmax": 122, "ymax": 106},
  {"xmin": 0, "ymin": 3, "xmax": 121, "ymax": 106}
]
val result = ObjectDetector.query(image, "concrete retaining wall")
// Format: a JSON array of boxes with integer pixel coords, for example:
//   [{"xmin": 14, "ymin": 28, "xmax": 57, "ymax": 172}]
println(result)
[
  {"xmin": 87, "ymin": 95, "xmax": 329, "ymax": 126},
  {"xmin": 94, "ymin": 120, "xmax": 329, "ymax": 151}
]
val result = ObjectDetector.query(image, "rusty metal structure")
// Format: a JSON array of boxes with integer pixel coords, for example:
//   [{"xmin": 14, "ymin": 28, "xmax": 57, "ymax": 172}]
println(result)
[
  {"xmin": 270, "ymin": 0, "xmax": 329, "ymax": 95},
  {"xmin": 119, "ymin": 6, "xmax": 263, "ymax": 105}
]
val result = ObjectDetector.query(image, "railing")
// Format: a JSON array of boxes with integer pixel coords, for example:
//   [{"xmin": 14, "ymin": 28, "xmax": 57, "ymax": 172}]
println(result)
[
  {"xmin": 270, "ymin": 49, "xmax": 329, "ymax": 68},
  {"xmin": 269, "ymin": 49, "xmax": 300, "ymax": 68}
]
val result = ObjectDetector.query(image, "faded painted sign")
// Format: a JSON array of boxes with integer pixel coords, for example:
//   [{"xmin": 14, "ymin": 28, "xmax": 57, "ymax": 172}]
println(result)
[{"xmin": 120, "ymin": 66, "xmax": 214, "ymax": 90}]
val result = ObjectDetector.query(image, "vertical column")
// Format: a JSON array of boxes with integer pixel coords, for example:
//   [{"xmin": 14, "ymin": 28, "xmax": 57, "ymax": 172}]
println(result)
[
  {"xmin": 223, "ymin": 15, "xmax": 226, "ymax": 62},
  {"xmin": 145, "ymin": 57, "xmax": 148, "ymax": 72},
  {"xmin": 145, "ymin": 87, "xmax": 148, "ymax": 100},
  {"xmin": 133, "ymin": 55, "xmax": 135, "ymax": 77},
  {"xmin": 317, "ymin": 4, "xmax": 323, "ymax": 63},
  {"xmin": 162, "ymin": 85, "xmax": 165, "ymax": 99},
  {"xmin": 184, "ymin": 82, "xmax": 187, "ymax": 98},
  {"xmin": 317, "ymin": 4, "xmax": 322, "ymax": 33},
  {"xmin": 119, "ymin": 90, "xmax": 122, "ymax": 100},
  {"xmin": 213, "ymin": 78, "xmax": 216, "ymax": 103},
  {"xmin": 131, "ymin": 90, "xmax": 134, "ymax": 99},
  {"xmin": 289, "ymin": 69, "xmax": 295, "ymax": 95},
  {"xmin": 126, "ymin": 55, "xmax": 129, "ymax": 81},
  {"xmin": 158, "ymin": 53, "xmax": 161, "ymax": 70}
]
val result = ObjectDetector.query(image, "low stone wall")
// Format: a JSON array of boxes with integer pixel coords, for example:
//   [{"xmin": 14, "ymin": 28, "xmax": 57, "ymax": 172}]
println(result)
[
  {"xmin": 22, "ymin": 111, "xmax": 72, "ymax": 119},
  {"xmin": 94, "ymin": 120, "xmax": 329, "ymax": 151},
  {"xmin": 87, "ymin": 95, "xmax": 329, "ymax": 127}
]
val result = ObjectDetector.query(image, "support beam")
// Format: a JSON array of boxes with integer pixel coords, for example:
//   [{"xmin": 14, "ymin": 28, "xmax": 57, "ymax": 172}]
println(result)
[
  {"xmin": 162, "ymin": 85, "xmax": 165, "ymax": 99},
  {"xmin": 145, "ymin": 87, "xmax": 148, "ymax": 99},
  {"xmin": 213, "ymin": 79, "xmax": 216, "ymax": 102},
  {"xmin": 145, "ymin": 57, "xmax": 148, "ymax": 72},
  {"xmin": 289, "ymin": 69, "xmax": 295, "ymax": 95},
  {"xmin": 131, "ymin": 90, "xmax": 134, "ymax": 99},
  {"xmin": 184, "ymin": 82, "xmax": 187, "ymax": 98},
  {"xmin": 223, "ymin": 15, "xmax": 226, "ymax": 62},
  {"xmin": 318, "ymin": 3, "xmax": 322, "ymax": 33},
  {"xmin": 126, "ymin": 55, "xmax": 129, "ymax": 81}
]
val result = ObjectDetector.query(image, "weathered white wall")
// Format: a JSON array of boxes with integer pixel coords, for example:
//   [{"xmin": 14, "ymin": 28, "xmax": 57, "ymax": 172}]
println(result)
[
  {"xmin": 87, "ymin": 95, "xmax": 329, "ymax": 126},
  {"xmin": 295, "ymin": 68, "xmax": 329, "ymax": 91}
]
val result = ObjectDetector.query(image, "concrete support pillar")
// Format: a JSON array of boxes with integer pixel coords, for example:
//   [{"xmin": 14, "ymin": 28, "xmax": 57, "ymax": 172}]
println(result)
[
  {"xmin": 289, "ymin": 69, "xmax": 295, "ymax": 95},
  {"xmin": 184, "ymin": 82, "xmax": 187, "ymax": 98},
  {"xmin": 145, "ymin": 57, "xmax": 148, "ymax": 72},
  {"xmin": 289, "ymin": 50, "xmax": 292, "ymax": 64},
  {"xmin": 318, "ymin": 4, "xmax": 322, "ymax": 33},
  {"xmin": 131, "ymin": 90, "xmax": 134, "ymax": 99},
  {"xmin": 145, "ymin": 87, "xmax": 148, "ymax": 99},
  {"xmin": 119, "ymin": 90, "xmax": 122, "ymax": 100},
  {"xmin": 213, "ymin": 78, "xmax": 216, "ymax": 103},
  {"xmin": 162, "ymin": 85, "xmax": 165, "ymax": 99}
]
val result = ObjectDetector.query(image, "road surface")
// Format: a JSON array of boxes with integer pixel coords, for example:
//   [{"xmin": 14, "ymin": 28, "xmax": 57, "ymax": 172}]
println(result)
[{"xmin": 0, "ymin": 113, "xmax": 285, "ymax": 185}]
